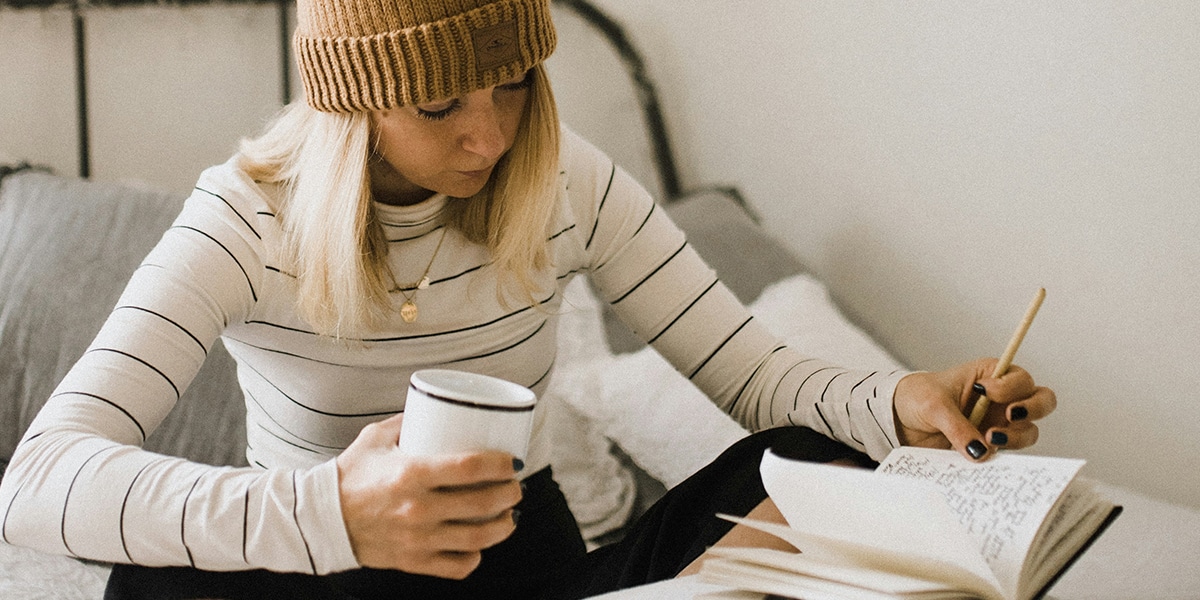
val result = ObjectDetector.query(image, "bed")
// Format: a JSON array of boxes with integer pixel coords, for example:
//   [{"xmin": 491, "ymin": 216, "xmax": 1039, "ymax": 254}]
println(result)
[{"xmin": 2, "ymin": 1, "xmax": 1199, "ymax": 598}]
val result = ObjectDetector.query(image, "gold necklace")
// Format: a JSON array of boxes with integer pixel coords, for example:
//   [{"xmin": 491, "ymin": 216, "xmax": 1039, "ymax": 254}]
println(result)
[{"xmin": 394, "ymin": 227, "xmax": 448, "ymax": 324}]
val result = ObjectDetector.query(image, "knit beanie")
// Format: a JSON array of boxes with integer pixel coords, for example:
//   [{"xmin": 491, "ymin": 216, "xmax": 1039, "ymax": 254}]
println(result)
[{"xmin": 295, "ymin": 0, "xmax": 557, "ymax": 113}]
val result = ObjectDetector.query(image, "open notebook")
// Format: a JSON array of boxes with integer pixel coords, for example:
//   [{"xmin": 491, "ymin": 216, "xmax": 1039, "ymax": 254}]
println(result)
[{"xmin": 701, "ymin": 447, "xmax": 1120, "ymax": 600}]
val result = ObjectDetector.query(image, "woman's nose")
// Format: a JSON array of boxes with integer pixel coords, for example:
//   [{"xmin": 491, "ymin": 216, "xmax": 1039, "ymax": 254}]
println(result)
[{"xmin": 459, "ymin": 101, "xmax": 507, "ymax": 162}]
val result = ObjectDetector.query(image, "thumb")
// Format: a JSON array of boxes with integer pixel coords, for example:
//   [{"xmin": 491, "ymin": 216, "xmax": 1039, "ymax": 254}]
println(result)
[
  {"xmin": 932, "ymin": 408, "xmax": 991, "ymax": 462},
  {"xmin": 356, "ymin": 412, "xmax": 406, "ymax": 447}
]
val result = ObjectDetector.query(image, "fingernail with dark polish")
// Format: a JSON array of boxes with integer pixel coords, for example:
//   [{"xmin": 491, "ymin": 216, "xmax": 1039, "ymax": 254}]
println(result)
[
  {"xmin": 972, "ymin": 383, "xmax": 987, "ymax": 396},
  {"xmin": 990, "ymin": 431, "xmax": 1009, "ymax": 446},
  {"xmin": 513, "ymin": 458, "xmax": 525, "ymax": 472},
  {"xmin": 966, "ymin": 440, "xmax": 988, "ymax": 460},
  {"xmin": 1010, "ymin": 406, "xmax": 1028, "ymax": 421},
  {"xmin": 512, "ymin": 509, "xmax": 521, "ymax": 525}
]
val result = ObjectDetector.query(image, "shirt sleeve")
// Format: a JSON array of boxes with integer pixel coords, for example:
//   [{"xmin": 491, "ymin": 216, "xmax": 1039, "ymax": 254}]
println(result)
[
  {"xmin": 0, "ymin": 175, "xmax": 359, "ymax": 574},
  {"xmin": 566, "ymin": 131, "xmax": 908, "ymax": 460}
]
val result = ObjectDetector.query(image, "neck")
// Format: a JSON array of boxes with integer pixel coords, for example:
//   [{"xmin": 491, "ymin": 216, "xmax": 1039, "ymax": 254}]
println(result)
[{"xmin": 369, "ymin": 156, "xmax": 433, "ymax": 206}]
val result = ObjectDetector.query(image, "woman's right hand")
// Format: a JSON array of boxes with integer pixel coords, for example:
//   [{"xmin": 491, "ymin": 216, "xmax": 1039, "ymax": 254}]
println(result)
[{"xmin": 336, "ymin": 413, "xmax": 523, "ymax": 579}]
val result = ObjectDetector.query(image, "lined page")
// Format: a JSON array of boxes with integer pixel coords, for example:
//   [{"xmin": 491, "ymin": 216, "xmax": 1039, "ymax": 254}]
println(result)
[
  {"xmin": 760, "ymin": 451, "xmax": 999, "ymax": 596},
  {"xmin": 876, "ymin": 447, "xmax": 1084, "ymax": 596}
]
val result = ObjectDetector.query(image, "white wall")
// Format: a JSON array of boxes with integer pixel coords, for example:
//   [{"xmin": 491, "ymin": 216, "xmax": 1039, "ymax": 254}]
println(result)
[
  {"xmin": 0, "ymin": 8, "xmax": 77, "ymax": 174},
  {"xmin": 0, "ymin": 5, "xmax": 289, "ymax": 194},
  {"xmin": 588, "ymin": 0, "xmax": 1200, "ymax": 509}
]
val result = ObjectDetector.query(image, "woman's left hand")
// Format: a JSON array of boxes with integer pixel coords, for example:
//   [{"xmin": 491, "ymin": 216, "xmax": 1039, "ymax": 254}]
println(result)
[{"xmin": 893, "ymin": 358, "xmax": 1057, "ymax": 461}]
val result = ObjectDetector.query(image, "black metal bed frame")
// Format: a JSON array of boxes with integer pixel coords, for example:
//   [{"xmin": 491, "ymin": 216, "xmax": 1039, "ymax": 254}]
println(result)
[{"xmin": 3, "ymin": 0, "xmax": 753, "ymax": 216}]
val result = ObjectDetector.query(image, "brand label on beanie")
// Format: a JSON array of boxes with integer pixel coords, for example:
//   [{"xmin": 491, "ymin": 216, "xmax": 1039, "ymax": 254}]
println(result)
[{"xmin": 473, "ymin": 21, "xmax": 520, "ymax": 73}]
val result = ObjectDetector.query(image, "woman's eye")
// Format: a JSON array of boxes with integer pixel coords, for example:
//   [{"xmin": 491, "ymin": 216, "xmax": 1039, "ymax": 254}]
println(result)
[{"xmin": 416, "ymin": 100, "xmax": 461, "ymax": 121}]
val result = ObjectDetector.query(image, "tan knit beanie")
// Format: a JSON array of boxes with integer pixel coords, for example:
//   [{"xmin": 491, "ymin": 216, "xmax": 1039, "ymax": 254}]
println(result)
[{"xmin": 294, "ymin": 0, "xmax": 556, "ymax": 113}]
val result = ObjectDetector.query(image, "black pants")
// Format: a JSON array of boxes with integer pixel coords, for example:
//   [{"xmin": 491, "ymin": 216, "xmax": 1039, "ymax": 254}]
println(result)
[{"xmin": 106, "ymin": 427, "xmax": 868, "ymax": 600}]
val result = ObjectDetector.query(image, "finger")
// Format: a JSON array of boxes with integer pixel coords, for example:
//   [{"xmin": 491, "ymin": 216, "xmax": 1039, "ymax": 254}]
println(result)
[
  {"xmin": 927, "ymin": 403, "xmax": 991, "ymax": 461},
  {"xmin": 976, "ymin": 365, "xmax": 1036, "ymax": 404},
  {"xmin": 432, "ymin": 480, "xmax": 523, "ymax": 522},
  {"xmin": 432, "ymin": 510, "xmax": 519, "ymax": 553},
  {"xmin": 406, "ymin": 451, "xmax": 521, "ymax": 489},
  {"xmin": 415, "ymin": 550, "xmax": 484, "ymax": 580},
  {"xmin": 356, "ymin": 412, "xmax": 406, "ymax": 447},
  {"xmin": 1004, "ymin": 386, "xmax": 1057, "ymax": 423},
  {"xmin": 986, "ymin": 422, "xmax": 1039, "ymax": 450}
]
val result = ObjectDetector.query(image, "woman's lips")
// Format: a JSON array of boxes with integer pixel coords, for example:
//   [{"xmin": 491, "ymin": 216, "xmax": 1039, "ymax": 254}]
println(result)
[{"xmin": 458, "ymin": 167, "xmax": 492, "ymax": 179}]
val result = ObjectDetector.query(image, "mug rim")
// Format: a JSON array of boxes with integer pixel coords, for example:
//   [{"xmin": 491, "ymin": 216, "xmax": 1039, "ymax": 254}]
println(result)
[{"xmin": 410, "ymin": 369, "xmax": 536, "ymax": 411}]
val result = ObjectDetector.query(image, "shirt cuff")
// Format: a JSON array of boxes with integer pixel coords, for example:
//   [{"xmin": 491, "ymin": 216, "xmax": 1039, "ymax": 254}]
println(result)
[
  {"xmin": 295, "ymin": 459, "xmax": 360, "ymax": 574},
  {"xmin": 858, "ymin": 370, "xmax": 909, "ymax": 461}
]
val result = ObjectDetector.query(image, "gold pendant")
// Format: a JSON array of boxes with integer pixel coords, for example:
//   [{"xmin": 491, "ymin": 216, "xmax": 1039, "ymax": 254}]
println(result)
[{"xmin": 400, "ymin": 300, "xmax": 418, "ymax": 323}]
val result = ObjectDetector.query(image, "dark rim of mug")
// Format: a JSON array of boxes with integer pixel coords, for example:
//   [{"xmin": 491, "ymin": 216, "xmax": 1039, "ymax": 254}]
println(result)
[{"xmin": 409, "ymin": 384, "xmax": 536, "ymax": 413}]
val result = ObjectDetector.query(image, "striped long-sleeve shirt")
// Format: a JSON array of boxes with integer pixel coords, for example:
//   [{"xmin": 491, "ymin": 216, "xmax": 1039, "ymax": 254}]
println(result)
[{"xmin": 0, "ymin": 127, "xmax": 906, "ymax": 574}]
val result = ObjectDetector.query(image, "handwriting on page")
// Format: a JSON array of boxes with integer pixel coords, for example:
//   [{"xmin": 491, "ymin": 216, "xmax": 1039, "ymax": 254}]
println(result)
[{"xmin": 878, "ymin": 454, "xmax": 1073, "ymax": 565}]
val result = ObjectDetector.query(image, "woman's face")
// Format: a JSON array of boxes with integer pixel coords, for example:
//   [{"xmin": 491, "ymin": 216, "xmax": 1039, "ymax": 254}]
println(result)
[{"xmin": 369, "ymin": 70, "xmax": 533, "ymax": 205}]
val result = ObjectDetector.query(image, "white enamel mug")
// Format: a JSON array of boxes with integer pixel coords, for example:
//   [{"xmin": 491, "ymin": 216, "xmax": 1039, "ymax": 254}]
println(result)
[{"xmin": 397, "ymin": 369, "xmax": 537, "ymax": 462}]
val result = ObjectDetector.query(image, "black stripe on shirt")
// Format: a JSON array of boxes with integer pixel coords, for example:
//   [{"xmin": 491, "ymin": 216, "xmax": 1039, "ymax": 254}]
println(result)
[
  {"xmin": 820, "ymin": 372, "xmax": 847, "ymax": 402},
  {"xmin": 244, "ymin": 389, "xmax": 350, "ymax": 451},
  {"xmin": 528, "ymin": 361, "xmax": 554, "ymax": 391},
  {"xmin": 50, "ymin": 391, "xmax": 147, "ymax": 442},
  {"xmin": 364, "ymin": 292, "xmax": 557, "ymax": 343},
  {"xmin": 812, "ymin": 403, "xmax": 835, "ymax": 437},
  {"xmin": 866, "ymin": 396, "xmax": 893, "ymax": 447},
  {"xmin": 1, "ymin": 479, "xmax": 26, "ymax": 545},
  {"xmin": 256, "ymin": 423, "xmax": 328, "ymax": 456},
  {"xmin": 227, "ymin": 337, "xmax": 370, "ymax": 369},
  {"xmin": 611, "ymin": 241, "xmax": 689, "ymax": 305},
  {"xmin": 120, "ymin": 461, "xmax": 158, "ymax": 565},
  {"xmin": 845, "ymin": 402, "xmax": 864, "ymax": 446},
  {"xmin": 88, "ymin": 348, "xmax": 180, "ymax": 399},
  {"xmin": 555, "ymin": 268, "xmax": 583, "ymax": 281},
  {"xmin": 292, "ymin": 472, "xmax": 318, "ymax": 575},
  {"xmin": 266, "ymin": 265, "xmax": 297, "ymax": 279},
  {"xmin": 850, "ymin": 372, "xmax": 878, "ymax": 396},
  {"xmin": 592, "ymin": 202, "xmax": 657, "ymax": 273},
  {"xmin": 172, "ymin": 225, "xmax": 258, "ymax": 302},
  {"xmin": 241, "ymin": 483, "xmax": 251, "ymax": 564},
  {"xmin": 767, "ymin": 357, "xmax": 812, "ymax": 429},
  {"xmin": 688, "ymin": 316, "xmax": 754, "ymax": 380},
  {"xmin": 115, "ymin": 306, "xmax": 208, "ymax": 356},
  {"xmin": 647, "ymin": 277, "xmax": 720, "ymax": 345},
  {"xmin": 234, "ymin": 356, "xmax": 401, "ymax": 419},
  {"xmin": 448, "ymin": 320, "xmax": 547, "ymax": 364},
  {"xmin": 427, "ymin": 262, "xmax": 489, "ymax": 287},
  {"xmin": 60, "ymin": 445, "xmax": 113, "ymax": 557},
  {"xmin": 195, "ymin": 187, "xmax": 261, "ymax": 240},
  {"xmin": 180, "ymin": 473, "xmax": 205, "ymax": 568},
  {"xmin": 548, "ymin": 223, "xmax": 576, "ymax": 242},
  {"xmin": 730, "ymin": 345, "xmax": 786, "ymax": 422},
  {"xmin": 386, "ymin": 261, "xmax": 492, "ymax": 293},
  {"xmin": 244, "ymin": 287, "xmax": 555, "ymax": 344},
  {"xmin": 585, "ymin": 163, "xmax": 617, "ymax": 250},
  {"xmin": 792, "ymin": 367, "xmax": 837, "ymax": 410}
]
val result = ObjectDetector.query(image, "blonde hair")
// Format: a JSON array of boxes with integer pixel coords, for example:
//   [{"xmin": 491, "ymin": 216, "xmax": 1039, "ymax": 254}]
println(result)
[{"xmin": 239, "ymin": 65, "xmax": 560, "ymax": 337}]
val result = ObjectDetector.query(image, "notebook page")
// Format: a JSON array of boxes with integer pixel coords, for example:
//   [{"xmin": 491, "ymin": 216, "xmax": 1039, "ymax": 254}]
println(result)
[
  {"xmin": 760, "ymin": 451, "xmax": 998, "ymax": 594},
  {"xmin": 876, "ymin": 447, "xmax": 1084, "ymax": 597}
]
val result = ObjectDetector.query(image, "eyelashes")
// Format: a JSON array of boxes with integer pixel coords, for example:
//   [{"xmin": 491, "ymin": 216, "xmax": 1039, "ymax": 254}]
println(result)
[
  {"xmin": 417, "ymin": 101, "xmax": 461, "ymax": 122},
  {"xmin": 415, "ymin": 71, "xmax": 533, "ymax": 122}
]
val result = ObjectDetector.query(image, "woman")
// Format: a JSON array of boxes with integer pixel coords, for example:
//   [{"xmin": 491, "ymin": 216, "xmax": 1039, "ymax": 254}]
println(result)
[{"xmin": 0, "ymin": 0, "xmax": 1055, "ymax": 598}]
